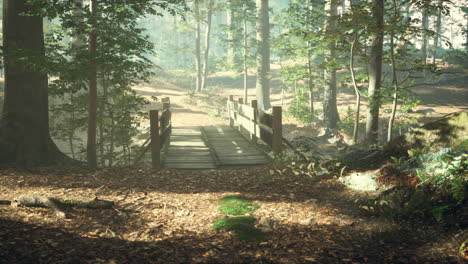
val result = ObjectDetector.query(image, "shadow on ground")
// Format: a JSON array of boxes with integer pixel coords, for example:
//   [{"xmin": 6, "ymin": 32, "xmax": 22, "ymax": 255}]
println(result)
[{"xmin": 0, "ymin": 217, "xmax": 460, "ymax": 264}]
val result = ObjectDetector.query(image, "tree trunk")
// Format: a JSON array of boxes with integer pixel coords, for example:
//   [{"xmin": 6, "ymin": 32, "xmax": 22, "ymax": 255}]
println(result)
[
  {"xmin": 194, "ymin": 0, "xmax": 202, "ymax": 92},
  {"xmin": 431, "ymin": 0, "xmax": 443, "ymax": 65},
  {"xmin": 323, "ymin": 0, "xmax": 340, "ymax": 131},
  {"xmin": 365, "ymin": 0, "xmax": 384, "ymax": 144},
  {"xmin": 350, "ymin": 34, "xmax": 361, "ymax": 144},
  {"xmin": 255, "ymin": 0, "xmax": 271, "ymax": 111},
  {"xmin": 108, "ymin": 110, "xmax": 115, "ymax": 167},
  {"xmin": 465, "ymin": 7, "xmax": 468, "ymax": 51},
  {"xmin": 226, "ymin": 1, "xmax": 235, "ymax": 66},
  {"xmin": 350, "ymin": 0, "xmax": 361, "ymax": 143},
  {"xmin": 201, "ymin": 0, "xmax": 214, "ymax": 90},
  {"xmin": 421, "ymin": 7, "xmax": 429, "ymax": 68},
  {"xmin": 87, "ymin": 0, "xmax": 98, "ymax": 168},
  {"xmin": 307, "ymin": 0, "xmax": 314, "ymax": 115},
  {"xmin": 243, "ymin": 7, "xmax": 249, "ymax": 103},
  {"xmin": 0, "ymin": 0, "xmax": 66, "ymax": 166},
  {"xmin": 387, "ymin": 0, "xmax": 400, "ymax": 143}
]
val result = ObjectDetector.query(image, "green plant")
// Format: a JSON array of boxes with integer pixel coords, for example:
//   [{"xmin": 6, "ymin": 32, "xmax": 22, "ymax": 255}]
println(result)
[
  {"xmin": 212, "ymin": 216, "xmax": 265, "ymax": 241},
  {"xmin": 362, "ymin": 187, "xmax": 433, "ymax": 221},
  {"xmin": 218, "ymin": 195, "xmax": 260, "ymax": 215},
  {"xmin": 390, "ymin": 156, "xmax": 405, "ymax": 167},
  {"xmin": 286, "ymin": 93, "xmax": 317, "ymax": 125},
  {"xmin": 337, "ymin": 107, "xmax": 356, "ymax": 136},
  {"xmin": 431, "ymin": 205, "xmax": 449, "ymax": 222}
]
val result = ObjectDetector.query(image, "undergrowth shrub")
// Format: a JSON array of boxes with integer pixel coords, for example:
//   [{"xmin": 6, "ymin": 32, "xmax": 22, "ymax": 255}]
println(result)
[
  {"xmin": 286, "ymin": 94, "xmax": 317, "ymax": 125},
  {"xmin": 362, "ymin": 145, "xmax": 467, "ymax": 223}
]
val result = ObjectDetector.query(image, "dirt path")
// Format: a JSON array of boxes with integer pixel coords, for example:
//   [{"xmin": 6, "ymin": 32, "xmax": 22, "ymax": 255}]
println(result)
[{"xmin": 0, "ymin": 166, "xmax": 464, "ymax": 263}]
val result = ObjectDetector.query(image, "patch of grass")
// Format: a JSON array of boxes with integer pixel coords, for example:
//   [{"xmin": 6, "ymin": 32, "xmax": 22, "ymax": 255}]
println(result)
[
  {"xmin": 218, "ymin": 195, "xmax": 260, "ymax": 215},
  {"xmin": 212, "ymin": 216, "xmax": 265, "ymax": 241}
]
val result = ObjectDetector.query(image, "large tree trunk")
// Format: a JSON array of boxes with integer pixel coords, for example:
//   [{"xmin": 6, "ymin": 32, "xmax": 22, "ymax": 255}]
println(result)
[
  {"xmin": 255, "ymin": 0, "xmax": 271, "ymax": 111},
  {"xmin": 0, "ymin": 0, "xmax": 66, "ymax": 166},
  {"xmin": 194, "ymin": 0, "xmax": 202, "ymax": 92},
  {"xmin": 201, "ymin": 0, "xmax": 214, "ymax": 90},
  {"xmin": 431, "ymin": 0, "xmax": 443, "ymax": 65},
  {"xmin": 87, "ymin": 0, "xmax": 98, "ymax": 168},
  {"xmin": 365, "ymin": 0, "xmax": 384, "ymax": 144},
  {"xmin": 323, "ymin": 0, "xmax": 340, "ymax": 131}
]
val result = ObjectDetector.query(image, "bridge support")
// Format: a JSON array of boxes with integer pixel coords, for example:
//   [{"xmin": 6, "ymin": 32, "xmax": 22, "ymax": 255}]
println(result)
[
  {"xmin": 150, "ymin": 110, "xmax": 161, "ymax": 169},
  {"xmin": 272, "ymin": 106, "xmax": 282, "ymax": 153}
]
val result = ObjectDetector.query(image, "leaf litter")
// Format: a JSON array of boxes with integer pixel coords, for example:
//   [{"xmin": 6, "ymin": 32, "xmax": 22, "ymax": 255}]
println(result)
[{"xmin": 0, "ymin": 165, "xmax": 464, "ymax": 263}]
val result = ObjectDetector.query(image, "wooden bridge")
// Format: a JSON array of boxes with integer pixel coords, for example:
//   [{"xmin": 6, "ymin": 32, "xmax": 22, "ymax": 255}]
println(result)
[{"xmin": 138, "ymin": 96, "xmax": 283, "ymax": 169}]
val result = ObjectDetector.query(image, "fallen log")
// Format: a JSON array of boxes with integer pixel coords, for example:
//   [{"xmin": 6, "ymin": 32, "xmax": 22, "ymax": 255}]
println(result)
[{"xmin": 1, "ymin": 196, "xmax": 115, "ymax": 218}]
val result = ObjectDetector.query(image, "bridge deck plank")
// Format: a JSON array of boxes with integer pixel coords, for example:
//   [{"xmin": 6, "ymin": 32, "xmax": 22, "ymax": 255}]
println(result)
[{"xmin": 163, "ymin": 126, "xmax": 269, "ymax": 169}]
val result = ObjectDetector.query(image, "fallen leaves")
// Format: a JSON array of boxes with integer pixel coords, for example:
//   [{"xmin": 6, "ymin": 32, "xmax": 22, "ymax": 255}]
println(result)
[{"xmin": 0, "ymin": 166, "xmax": 463, "ymax": 263}]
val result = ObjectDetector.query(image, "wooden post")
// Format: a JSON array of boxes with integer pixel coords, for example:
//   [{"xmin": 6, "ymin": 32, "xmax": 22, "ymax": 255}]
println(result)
[
  {"xmin": 251, "ymin": 100, "xmax": 258, "ymax": 144},
  {"xmin": 150, "ymin": 110, "xmax": 161, "ymax": 169},
  {"xmin": 228, "ymin": 95, "xmax": 234, "ymax": 127},
  {"xmin": 237, "ymin": 98, "xmax": 243, "ymax": 132},
  {"xmin": 163, "ymin": 102, "xmax": 170, "ymax": 111},
  {"xmin": 162, "ymin": 97, "xmax": 170, "ymax": 111},
  {"xmin": 272, "ymin": 106, "xmax": 282, "ymax": 153}
]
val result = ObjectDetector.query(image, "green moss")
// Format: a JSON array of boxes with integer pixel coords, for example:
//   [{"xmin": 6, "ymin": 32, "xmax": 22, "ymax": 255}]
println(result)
[
  {"xmin": 212, "ymin": 216, "xmax": 265, "ymax": 241},
  {"xmin": 218, "ymin": 195, "xmax": 260, "ymax": 215}
]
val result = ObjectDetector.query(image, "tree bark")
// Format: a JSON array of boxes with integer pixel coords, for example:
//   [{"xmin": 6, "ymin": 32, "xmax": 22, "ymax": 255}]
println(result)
[
  {"xmin": 194, "ymin": 0, "xmax": 202, "ymax": 92},
  {"xmin": 243, "ymin": 5, "xmax": 249, "ymax": 102},
  {"xmin": 87, "ymin": 0, "xmax": 98, "ymax": 168},
  {"xmin": 365, "ymin": 0, "xmax": 384, "ymax": 144},
  {"xmin": 350, "ymin": 35, "xmax": 361, "ymax": 144},
  {"xmin": 255, "ymin": 0, "xmax": 271, "ymax": 111},
  {"xmin": 323, "ymin": 0, "xmax": 340, "ymax": 131},
  {"xmin": 201, "ymin": 0, "xmax": 214, "ymax": 90},
  {"xmin": 350, "ymin": 0, "xmax": 361, "ymax": 144},
  {"xmin": 226, "ymin": 1, "xmax": 236, "ymax": 66},
  {"xmin": 0, "ymin": 0, "xmax": 67, "ymax": 166},
  {"xmin": 431, "ymin": 0, "xmax": 443, "ymax": 65},
  {"xmin": 307, "ymin": 0, "xmax": 314, "ymax": 115},
  {"xmin": 387, "ymin": 0, "xmax": 400, "ymax": 143},
  {"xmin": 421, "ymin": 6, "xmax": 429, "ymax": 68}
]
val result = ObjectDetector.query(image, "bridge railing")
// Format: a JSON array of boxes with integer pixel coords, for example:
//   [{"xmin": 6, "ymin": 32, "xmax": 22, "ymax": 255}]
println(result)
[
  {"xmin": 227, "ymin": 95, "xmax": 282, "ymax": 153},
  {"xmin": 134, "ymin": 97, "xmax": 172, "ymax": 169}
]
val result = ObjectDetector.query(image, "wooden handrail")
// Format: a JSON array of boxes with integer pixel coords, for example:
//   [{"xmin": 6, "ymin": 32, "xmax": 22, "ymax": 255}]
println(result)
[{"xmin": 227, "ymin": 96, "xmax": 282, "ymax": 153}]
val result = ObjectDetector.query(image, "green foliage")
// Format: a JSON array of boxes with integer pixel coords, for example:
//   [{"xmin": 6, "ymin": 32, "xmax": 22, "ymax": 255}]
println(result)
[
  {"xmin": 212, "ymin": 216, "xmax": 264, "ymax": 241},
  {"xmin": 361, "ymin": 187, "xmax": 433, "ymax": 222},
  {"xmin": 28, "ymin": 1, "xmax": 188, "ymax": 165},
  {"xmin": 213, "ymin": 194, "xmax": 264, "ymax": 241},
  {"xmin": 362, "ymin": 147, "xmax": 467, "ymax": 222},
  {"xmin": 338, "ymin": 107, "xmax": 359, "ymax": 136},
  {"xmin": 286, "ymin": 94, "xmax": 317, "ymax": 125},
  {"xmin": 218, "ymin": 195, "xmax": 260, "ymax": 215}
]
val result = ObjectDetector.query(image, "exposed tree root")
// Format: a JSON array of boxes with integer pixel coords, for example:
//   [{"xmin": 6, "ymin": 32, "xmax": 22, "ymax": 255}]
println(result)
[{"xmin": 0, "ymin": 196, "xmax": 114, "ymax": 218}]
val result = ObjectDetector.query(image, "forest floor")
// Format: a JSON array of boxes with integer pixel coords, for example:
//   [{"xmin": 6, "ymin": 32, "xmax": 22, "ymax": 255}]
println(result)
[
  {"xmin": 0, "ymin": 166, "xmax": 465, "ymax": 264},
  {"xmin": 0, "ymin": 68, "xmax": 467, "ymax": 263}
]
